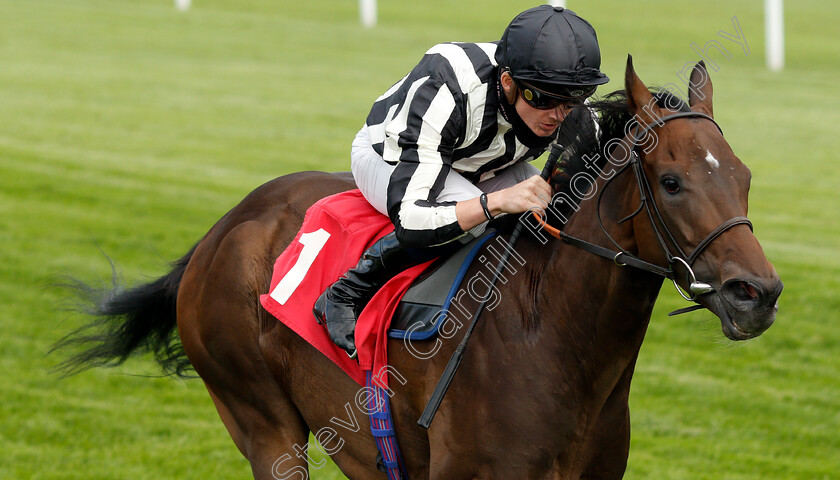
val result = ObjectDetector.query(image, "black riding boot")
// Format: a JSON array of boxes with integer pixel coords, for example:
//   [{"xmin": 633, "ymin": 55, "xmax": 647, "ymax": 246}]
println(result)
[{"xmin": 313, "ymin": 232, "xmax": 415, "ymax": 359}]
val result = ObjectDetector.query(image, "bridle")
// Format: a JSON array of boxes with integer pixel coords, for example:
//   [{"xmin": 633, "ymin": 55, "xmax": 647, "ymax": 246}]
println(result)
[
  {"xmin": 534, "ymin": 111, "xmax": 753, "ymax": 313},
  {"xmin": 418, "ymin": 110, "xmax": 750, "ymax": 428},
  {"xmin": 419, "ymin": 110, "xmax": 753, "ymax": 429}
]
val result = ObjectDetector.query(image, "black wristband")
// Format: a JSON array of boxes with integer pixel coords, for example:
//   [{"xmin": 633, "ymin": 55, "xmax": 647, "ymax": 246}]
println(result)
[{"xmin": 479, "ymin": 193, "xmax": 493, "ymax": 222}]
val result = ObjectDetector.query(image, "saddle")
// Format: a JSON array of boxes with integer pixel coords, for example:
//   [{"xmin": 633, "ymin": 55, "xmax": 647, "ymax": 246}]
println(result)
[
  {"xmin": 388, "ymin": 231, "xmax": 498, "ymax": 341},
  {"xmin": 260, "ymin": 189, "xmax": 499, "ymax": 384},
  {"xmin": 259, "ymin": 189, "xmax": 509, "ymax": 480}
]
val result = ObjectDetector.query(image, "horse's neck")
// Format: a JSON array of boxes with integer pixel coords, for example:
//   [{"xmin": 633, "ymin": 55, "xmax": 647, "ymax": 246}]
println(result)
[{"xmin": 529, "ymin": 169, "xmax": 663, "ymax": 385}]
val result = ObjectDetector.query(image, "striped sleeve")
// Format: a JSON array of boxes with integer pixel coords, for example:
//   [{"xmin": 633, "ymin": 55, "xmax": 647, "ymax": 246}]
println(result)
[
  {"xmin": 367, "ymin": 49, "xmax": 466, "ymax": 246},
  {"xmin": 382, "ymin": 71, "xmax": 467, "ymax": 247},
  {"xmin": 363, "ymin": 43, "xmax": 503, "ymax": 247}
]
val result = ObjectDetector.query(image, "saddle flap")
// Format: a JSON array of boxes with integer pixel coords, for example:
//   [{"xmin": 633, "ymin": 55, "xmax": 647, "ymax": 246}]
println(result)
[{"xmin": 388, "ymin": 231, "xmax": 497, "ymax": 341}]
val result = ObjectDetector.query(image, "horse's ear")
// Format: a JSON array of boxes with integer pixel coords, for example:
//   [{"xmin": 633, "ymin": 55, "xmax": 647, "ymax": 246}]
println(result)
[
  {"xmin": 624, "ymin": 55, "xmax": 660, "ymax": 127},
  {"xmin": 688, "ymin": 60, "xmax": 714, "ymax": 117}
]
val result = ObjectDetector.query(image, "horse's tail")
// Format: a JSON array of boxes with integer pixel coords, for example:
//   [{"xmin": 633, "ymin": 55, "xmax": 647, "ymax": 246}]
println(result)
[{"xmin": 52, "ymin": 245, "xmax": 197, "ymax": 378}]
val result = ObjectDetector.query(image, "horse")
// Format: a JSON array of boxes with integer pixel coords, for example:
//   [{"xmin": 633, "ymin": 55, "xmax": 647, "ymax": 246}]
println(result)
[{"xmin": 55, "ymin": 56, "xmax": 782, "ymax": 479}]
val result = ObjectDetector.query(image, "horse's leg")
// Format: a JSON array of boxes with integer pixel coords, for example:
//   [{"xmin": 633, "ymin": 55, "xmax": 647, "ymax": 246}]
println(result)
[
  {"xmin": 578, "ymin": 356, "xmax": 636, "ymax": 480},
  {"xmin": 178, "ymin": 219, "xmax": 311, "ymax": 479},
  {"xmin": 206, "ymin": 387, "xmax": 247, "ymax": 455},
  {"xmin": 205, "ymin": 379, "xmax": 312, "ymax": 479}
]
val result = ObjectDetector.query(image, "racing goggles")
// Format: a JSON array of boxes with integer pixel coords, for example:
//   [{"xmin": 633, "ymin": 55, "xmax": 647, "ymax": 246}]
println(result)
[{"xmin": 515, "ymin": 80, "xmax": 596, "ymax": 109}]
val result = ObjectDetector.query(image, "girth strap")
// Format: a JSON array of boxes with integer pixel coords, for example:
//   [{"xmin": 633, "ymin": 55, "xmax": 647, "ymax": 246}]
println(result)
[{"xmin": 365, "ymin": 371, "xmax": 409, "ymax": 480}]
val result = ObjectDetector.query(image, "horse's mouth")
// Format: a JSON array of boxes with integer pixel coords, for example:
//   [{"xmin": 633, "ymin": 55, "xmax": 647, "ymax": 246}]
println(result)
[
  {"xmin": 720, "ymin": 311, "xmax": 758, "ymax": 340},
  {"xmin": 700, "ymin": 292, "xmax": 771, "ymax": 341}
]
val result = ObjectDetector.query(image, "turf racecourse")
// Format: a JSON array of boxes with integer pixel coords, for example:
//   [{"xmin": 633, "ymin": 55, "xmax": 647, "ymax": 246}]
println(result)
[{"xmin": 1, "ymin": 0, "xmax": 838, "ymax": 478}]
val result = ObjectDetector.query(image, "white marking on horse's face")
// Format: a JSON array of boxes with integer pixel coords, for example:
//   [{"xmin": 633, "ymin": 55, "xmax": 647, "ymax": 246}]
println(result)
[{"xmin": 705, "ymin": 150, "xmax": 720, "ymax": 170}]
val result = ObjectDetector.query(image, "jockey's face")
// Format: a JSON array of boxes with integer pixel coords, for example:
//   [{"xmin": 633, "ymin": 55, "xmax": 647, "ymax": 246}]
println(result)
[
  {"xmin": 500, "ymin": 71, "xmax": 573, "ymax": 138},
  {"xmin": 514, "ymin": 95, "xmax": 573, "ymax": 137}
]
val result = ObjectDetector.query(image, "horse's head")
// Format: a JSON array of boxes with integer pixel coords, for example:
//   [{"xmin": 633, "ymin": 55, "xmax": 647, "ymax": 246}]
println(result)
[{"xmin": 623, "ymin": 56, "xmax": 782, "ymax": 340}]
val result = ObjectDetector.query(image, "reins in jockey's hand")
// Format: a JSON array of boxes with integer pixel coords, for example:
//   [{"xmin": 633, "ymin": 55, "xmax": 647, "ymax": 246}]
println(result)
[
  {"xmin": 529, "ymin": 111, "xmax": 753, "ymax": 315},
  {"xmin": 419, "ymin": 112, "xmax": 753, "ymax": 429},
  {"xmin": 418, "ymin": 143, "xmax": 565, "ymax": 429}
]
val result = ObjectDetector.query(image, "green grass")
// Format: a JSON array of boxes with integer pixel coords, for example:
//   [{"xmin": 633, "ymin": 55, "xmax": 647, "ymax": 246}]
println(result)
[{"xmin": 1, "ymin": 0, "xmax": 838, "ymax": 478}]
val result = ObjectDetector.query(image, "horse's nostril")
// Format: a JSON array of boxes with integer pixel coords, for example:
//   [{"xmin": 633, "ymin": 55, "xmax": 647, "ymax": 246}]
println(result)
[
  {"xmin": 737, "ymin": 281, "xmax": 759, "ymax": 302},
  {"xmin": 723, "ymin": 279, "xmax": 762, "ymax": 305}
]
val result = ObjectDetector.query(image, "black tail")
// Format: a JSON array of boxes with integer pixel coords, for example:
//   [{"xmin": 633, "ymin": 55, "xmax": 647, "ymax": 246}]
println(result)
[{"xmin": 52, "ymin": 246, "xmax": 197, "ymax": 378}]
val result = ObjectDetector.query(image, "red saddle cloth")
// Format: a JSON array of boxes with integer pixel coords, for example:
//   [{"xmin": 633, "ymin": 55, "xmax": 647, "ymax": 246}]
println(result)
[{"xmin": 259, "ymin": 189, "xmax": 434, "ymax": 386}]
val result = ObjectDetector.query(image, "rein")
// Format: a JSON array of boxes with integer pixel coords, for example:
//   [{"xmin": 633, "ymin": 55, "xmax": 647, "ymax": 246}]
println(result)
[
  {"xmin": 418, "ymin": 143, "xmax": 565, "ymax": 429},
  {"xmin": 533, "ymin": 111, "xmax": 753, "ymax": 313},
  {"xmin": 418, "ymin": 111, "xmax": 750, "ymax": 429}
]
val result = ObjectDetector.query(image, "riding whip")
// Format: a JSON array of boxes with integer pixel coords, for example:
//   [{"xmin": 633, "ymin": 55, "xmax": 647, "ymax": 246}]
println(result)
[{"xmin": 417, "ymin": 142, "xmax": 564, "ymax": 428}]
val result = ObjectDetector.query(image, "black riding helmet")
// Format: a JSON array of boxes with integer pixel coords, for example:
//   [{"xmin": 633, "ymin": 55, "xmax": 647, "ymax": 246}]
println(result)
[{"xmin": 496, "ymin": 5, "xmax": 609, "ymax": 101}]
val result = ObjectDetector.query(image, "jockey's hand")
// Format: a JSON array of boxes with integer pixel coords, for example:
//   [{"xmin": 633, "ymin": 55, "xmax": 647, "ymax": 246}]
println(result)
[
  {"xmin": 489, "ymin": 175, "xmax": 553, "ymax": 216},
  {"xmin": 455, "ymin": 175, "xmax": 553, "ymax": 232}
]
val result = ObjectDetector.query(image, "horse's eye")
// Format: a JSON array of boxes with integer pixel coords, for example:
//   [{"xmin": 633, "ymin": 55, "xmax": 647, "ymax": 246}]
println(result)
[{"xmin": 662, "ymin": 176, "xmax": 681, "ymax": 195}]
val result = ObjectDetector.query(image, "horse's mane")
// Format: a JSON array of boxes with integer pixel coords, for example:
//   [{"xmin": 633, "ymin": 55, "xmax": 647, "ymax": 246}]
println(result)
[
  {"xmin": 548, "ymin": 88, "xmax": 691, "ymax": 225},
  {"xmin": 514, "ymin": 89, "xmax": 691, "ymax": 331}
]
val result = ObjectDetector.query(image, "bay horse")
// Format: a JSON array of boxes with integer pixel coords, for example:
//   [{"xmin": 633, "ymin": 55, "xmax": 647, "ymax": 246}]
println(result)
[{"xmin": 56, "ymin": 57, "xmax": 781, "ymax": 479}]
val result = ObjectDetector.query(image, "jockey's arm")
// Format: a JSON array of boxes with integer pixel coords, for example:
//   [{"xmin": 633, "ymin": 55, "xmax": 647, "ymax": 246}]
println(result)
[{"xmin": 454, "ymin": 175, "xmax": 553, "ymax": 231}]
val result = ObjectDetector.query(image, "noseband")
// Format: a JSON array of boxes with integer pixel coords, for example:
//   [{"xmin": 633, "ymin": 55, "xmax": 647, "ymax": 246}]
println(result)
[
  {"xmin": 419, "ymin": 111, "xmax": 748, "ymax": 428},
  {"xmin": 535, "ymin": 111, "xmax": 752, "ymax": 311}
]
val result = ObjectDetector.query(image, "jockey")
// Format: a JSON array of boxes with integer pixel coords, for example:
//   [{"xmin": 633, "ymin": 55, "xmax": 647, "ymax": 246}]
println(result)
[{"xmin": 314, "ymin": 5, "xmax": 609, "ymax": 358}]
